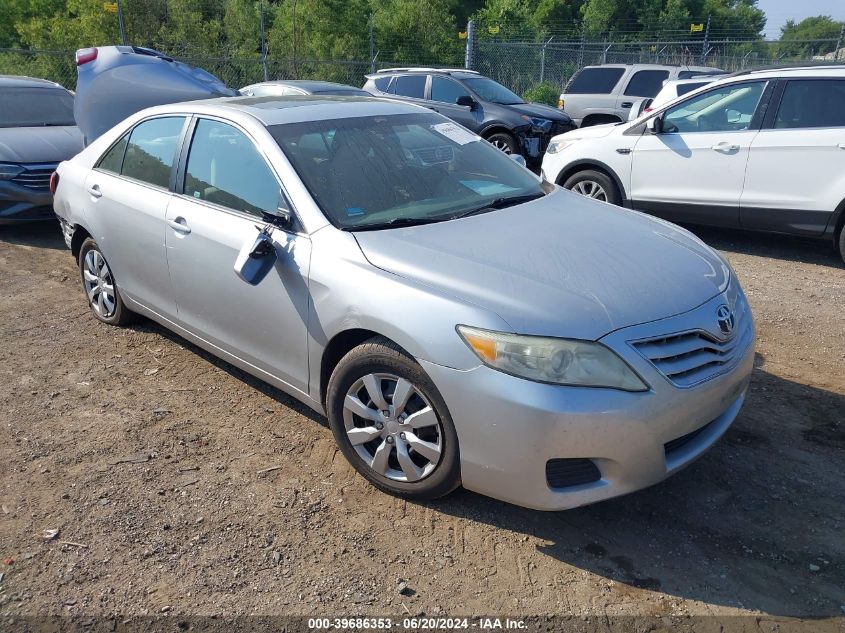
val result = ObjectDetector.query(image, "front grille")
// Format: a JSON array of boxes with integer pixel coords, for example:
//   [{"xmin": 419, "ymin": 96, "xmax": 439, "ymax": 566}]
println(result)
[
  {"xmin": 631, "ymin": 300, "xmax": 752, "ymax": 388},
  {"xmin": 11, "ymin": 164, "xmax": 58, "ymax": 191},
  {"xmin": 546, "ymin": 458, "xmax": 601, "ymax": 489},
  {"xmin": 664, "ymin": 419, "xmax": 715, "ymax": 455}
]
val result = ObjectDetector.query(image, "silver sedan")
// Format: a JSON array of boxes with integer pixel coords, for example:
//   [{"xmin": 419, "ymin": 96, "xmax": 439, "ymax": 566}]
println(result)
[{"xmin": 52, "ymin": 95, "xmax": 754, "ymax": 510}]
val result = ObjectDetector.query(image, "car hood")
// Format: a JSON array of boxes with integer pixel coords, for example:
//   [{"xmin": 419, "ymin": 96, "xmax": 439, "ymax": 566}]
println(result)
[
  {"xmin": 353, "ymin": 189, "xmax": 729, "ymax": 340},
  {"xmin": 555, "ymin": 122, "xmax": 619, "ymax": 141},
  {"xmin": 0, "ymin": 126, "xmax": 84, "ymax": 163},
  {"xmin": 508, "ymin": 102, "xmax": 572, "ymax": 123}
]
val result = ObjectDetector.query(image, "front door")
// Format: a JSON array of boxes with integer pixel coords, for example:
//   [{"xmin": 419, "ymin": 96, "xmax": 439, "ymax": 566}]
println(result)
[
  {"xmin": 630, "ymin": 80, "xmax": 768, "ymax": 227},
  {"xmin": 428, "ymin": 75, "xmax": 478, "ymax": 130},
  {"xmin": 165, "ymin": 117, "xmax": 311, "ymax": 394}
]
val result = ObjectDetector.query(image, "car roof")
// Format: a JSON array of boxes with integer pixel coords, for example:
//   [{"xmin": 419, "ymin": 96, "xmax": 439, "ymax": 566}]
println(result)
[
  {"xmin": 367, "ymin": 68, "xmax": 481, "ymax": 78},
  {"xmin": 144, "ymin": 94, "xmax": 427, "ymax": 126},
  {"xmin": 0, "ymin": 75, "xmax": 67, "ymax": 89},
  {"xmin": 724, "ymin": 64, "xmax": 845, "ymax": 80},
  {"xmin": 579, "ymin": 63, "xmax": 718, "ymax": 71},
  {"xmin": 244, "ymin": 80, "xmax": 364, "ymax": 92}
]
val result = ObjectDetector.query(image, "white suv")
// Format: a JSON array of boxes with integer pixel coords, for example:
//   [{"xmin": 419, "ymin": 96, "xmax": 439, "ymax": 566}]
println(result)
[{"xmin": 542, "ymin": 66, "xmax": 845, "ymax": 263}]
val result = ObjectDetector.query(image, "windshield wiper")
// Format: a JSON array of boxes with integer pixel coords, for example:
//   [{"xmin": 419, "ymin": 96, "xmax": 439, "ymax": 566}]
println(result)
[
  {"xmin": 346, "ymin": 216, "xmax": 444, "ymax": 232},
  {"xmin": 450, "ymin": 193, "xmax": 545, "ymax": 220}
]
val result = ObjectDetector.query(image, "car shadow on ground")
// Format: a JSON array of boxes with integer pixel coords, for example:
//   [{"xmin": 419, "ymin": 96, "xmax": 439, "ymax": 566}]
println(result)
[
  {"xmin": 687, "ymin": 224, "xmax": 843, "ymax": 268},
  {"xmin": 0, "ymin": 221, "xmax": 65, "ymax": 250},
  {"xmin": 430, "ymin": 363, "xmax": 845, "ymax": 617}
]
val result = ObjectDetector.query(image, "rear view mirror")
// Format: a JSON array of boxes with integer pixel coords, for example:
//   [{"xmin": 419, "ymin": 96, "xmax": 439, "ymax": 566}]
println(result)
[
  {"xmin": 726, "ymin": 109, "xmax": 741, "ymax": 124},
  {"xmin": 234, "ymin": 226, "xmax": 277, "ymax": 285},
  {"xmin": 456, "ymin": 95, "xmax": 476, "ymax": 109}
]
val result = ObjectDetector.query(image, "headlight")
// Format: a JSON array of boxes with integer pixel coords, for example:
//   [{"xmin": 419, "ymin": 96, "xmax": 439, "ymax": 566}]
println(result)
[
  {"xmin": 520, "ymin": 115, "xmax": 552, "ymax": 132},
  {"xmin": 546, "ymin": 138, "xmax": 581, "ymax": 154},
  {"xmin": 457, "ymin": 326, "xmax": 648, "ymax": 391},
  {"xmin": 0, "ymin": 163, "xmax": 23, "ymax": 180}
]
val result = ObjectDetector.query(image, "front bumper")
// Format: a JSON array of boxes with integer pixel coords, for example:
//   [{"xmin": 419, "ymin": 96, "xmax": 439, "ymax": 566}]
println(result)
[
  {"xmin": 421, "ymin": 291, "xmax": 755, "ymax": 511},
  {"xmin": 518, "ymin": 121, "xmax": 577, "ymax": 161},
  {"xmin": 0, "ymin": 173, "xmax": 56, "ymax": 224}
]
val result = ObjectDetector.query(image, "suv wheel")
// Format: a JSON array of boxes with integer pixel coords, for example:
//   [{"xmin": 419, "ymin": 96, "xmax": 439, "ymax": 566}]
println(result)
[
  {"xmin": 486, "ymin": 132, "xmax": 518, "ymax": 155},
  {"xmin": 839, "ymin": 224, "xmax": 845, "ymax": 266},
  {"xmin": 326, "ymin": 337, "xmax": 460, "ymax": 500},
  {"xmin": 563, "ymin": 169, "xmax": 621, "ymax": 206},
  {"xmin": 78, "ymin": 237, "xmax": 135, "ymax": 325}
]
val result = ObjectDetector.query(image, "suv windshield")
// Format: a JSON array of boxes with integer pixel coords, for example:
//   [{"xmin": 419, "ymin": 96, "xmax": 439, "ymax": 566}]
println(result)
[
  {"xmin": 0, "ymin": 87, "xmax": 75, "ymax": 128},
  {"xmin": 461, "ymin": 77, "xmax": 524, "ymax": 105},
  {"xmin": 270, "ymin": 113, "xmax": 544, "ymax": 230}
]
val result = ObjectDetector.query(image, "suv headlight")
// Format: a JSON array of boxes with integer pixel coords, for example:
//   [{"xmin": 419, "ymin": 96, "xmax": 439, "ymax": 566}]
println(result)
[
  {"xmin": 546, "ymin": 138, "xmax": 581, "ymax": 154},
  {"xmin": 457, "ymin": 326, "xmax": 648, "ymax": 391},
  {"xmin": 520, "ymin": 115, "xmax": 552, "ymax": 132},
  {"xmin": 0, "ymin": 163, "xmax": 23, "ymax": 180}
]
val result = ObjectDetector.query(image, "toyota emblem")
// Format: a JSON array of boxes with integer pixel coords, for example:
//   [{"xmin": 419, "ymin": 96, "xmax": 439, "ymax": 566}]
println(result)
[{"xmin": 716, "ymin": 305, "xmax": 735, "ymax": 335}]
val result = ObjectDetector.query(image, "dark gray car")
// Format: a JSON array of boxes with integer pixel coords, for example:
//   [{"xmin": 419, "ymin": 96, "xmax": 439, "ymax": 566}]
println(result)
[
  {"xmin": 0, "ymin": 75, "xmax": 83, "ymax": 223},
  {"xmin": 363, "ymin": 68, "xmax": 575, "ymax": 164}
]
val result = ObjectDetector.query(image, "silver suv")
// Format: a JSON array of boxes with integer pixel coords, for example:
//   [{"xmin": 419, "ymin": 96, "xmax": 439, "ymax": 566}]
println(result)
[{"xmin": 559, "ymin": 63, "xmax": 725, "ymax": 127}]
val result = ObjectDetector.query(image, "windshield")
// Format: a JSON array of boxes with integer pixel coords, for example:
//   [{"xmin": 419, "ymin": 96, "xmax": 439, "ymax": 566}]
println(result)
[
  {"xmin": 269, "ymin": 113, "xmax": 544, "ymax": 230},
  {"xmin": 461, "ymin": 77, "xmax": 524, "ymax": 105},
  {"xmin": 0, "ymin": 87, "xmax": 75, "ymax": 128}
]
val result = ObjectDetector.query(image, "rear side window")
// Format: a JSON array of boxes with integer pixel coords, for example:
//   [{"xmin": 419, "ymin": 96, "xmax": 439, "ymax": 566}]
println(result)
[
  {"xmin": 775, "ymin": 80, "xmax": 845, "ymax": 129},
  {"xmin": 120, "ymin": 117, "xmax": 185, "ymax": 188},
  {"xmin": 392, "ymin": 75, "xmax": 426, "ymax": 99},
  {"xmin": 97, "ymin": 134, "xmax": 129, "ymax": 173},
  {"xmin": 566, "ymin": 68, "xmax": 625, "ymax": 94},
  {"xmin": 624, "ymin": 70, "xmax": 670, "ymax": 97},
  {"xmin": 183, "ymin": 119, "xmax": 279, "ymax": 217}
]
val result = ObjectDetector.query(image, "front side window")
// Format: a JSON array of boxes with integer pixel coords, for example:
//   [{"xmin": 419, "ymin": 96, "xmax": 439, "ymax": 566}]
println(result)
[
  {"xmin": 461, "ymin": 77, "xmax": 523, "ymax": 105},
  {"xmin": 0, "ymin": 87, "xmax": 75, "ymax": 128},
  {"xmin": 392, "ymin": 75, "xmax": 426, "ymax": 99},
  {"xmin": 270, "ymin": 112, "xmax": 544, "ymax": 231},
  {"xmin": 97, "ymin": 134, "xmax": 129, "ymax": 173},
  {"xmin": 566, "ymin": 68, "xmax": 625, "ymax": 94},
  {"xmin": 662, "ymin": 81, "xmax": 766, "ymax": 133},
  {"xmin": 775, "ymin": 80, "xmax": 845, "ymax": 129},
  {"xmin": 624, "ymin": 70, "xmax": 670, "ymax": 97},
  {"xmin": 183, "ymin": 119, "xmax": 279, "ymax": 217},
  {"xmin": 120, "ymin": 117, "xmax": 185, "ymax": 188},
  {"xmin": 430, "ymin": 76, "xmax": 470, "ymax": 104}
]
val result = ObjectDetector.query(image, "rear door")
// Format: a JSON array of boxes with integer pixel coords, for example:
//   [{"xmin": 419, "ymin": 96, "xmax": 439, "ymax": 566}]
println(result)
[
  {"xmin": 617, "ymin": 69, "xmax": 670, "ymax": 119},
  {"xmin": 740, "ymin": 78, "xmax": 845, "ymax": 235},
  {"xmin": 165, "ymin": 117, "xmax": 311, "ymax": 393},
  {"xmin": 630, "ymin": 80, "xmax": 769, "ymax": 227},
  {"xmin": 84, "ymin": 115, "xmax": 187, "ymax": 318}
]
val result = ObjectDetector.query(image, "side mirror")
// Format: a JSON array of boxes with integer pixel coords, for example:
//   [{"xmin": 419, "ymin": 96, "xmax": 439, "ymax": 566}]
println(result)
[
  {"xmin": 509, "ymin": 154, "xmax": 527, "ymax": 167},
  {"xmin": 456, "ymin": 95, "xmax": 476, "ymax": 109},
  {"xmin": 646, "ymin": 115, "xmax": 663, "ymax": 134},
  {"xmin": 234, "ymin": 226, "xmax": 278, "ymax": 285}
]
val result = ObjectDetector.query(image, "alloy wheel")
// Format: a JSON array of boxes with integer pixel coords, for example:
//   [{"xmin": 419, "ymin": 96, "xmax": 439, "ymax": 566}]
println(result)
[
  {"xmin": 83, "ymin": 249, "xmax": 116, "ymax": 318},
  {"xmin": 571, "ymin": 180, "xmax": 608, "ymax": 201},
  {"xmin": 342, "ymin": 373, "xmax": 444, "ymax": 482},
  {"xmin": 490, "ymin": 139, "xmax": 513, "ymax": 154}
]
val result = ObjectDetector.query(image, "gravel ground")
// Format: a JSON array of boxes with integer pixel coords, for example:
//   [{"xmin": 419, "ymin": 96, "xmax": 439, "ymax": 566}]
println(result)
[{"xmin": 0, "ymin": 222, "xmax": 843, "ymax": 624}]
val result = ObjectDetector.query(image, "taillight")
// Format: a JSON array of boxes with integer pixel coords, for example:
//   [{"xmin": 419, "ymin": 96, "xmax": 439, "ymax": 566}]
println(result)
[
  {"xmin": 49, "ymin": 171, "xmax": 59, "ymax": 195},
  {"xmin": 76, "ymin": 47, "xmax": 98, "ymax": 66},
  {"xmin": 644, "ymin": 107, "xmax": 653, "ymax": 113},
  {"xmin": 557, "ymin": 98, "xmax": 565, "ymax": 110}
]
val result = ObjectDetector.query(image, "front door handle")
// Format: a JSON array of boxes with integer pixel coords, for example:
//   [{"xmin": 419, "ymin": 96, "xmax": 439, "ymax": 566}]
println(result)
[
  {"xmin": 711, "ymin": 142, "xmax": 740, "ymax": 153},
  {"xmin": 838, "ymin": 143, "xmax": 845, "ymax": 150},
  {"xmin": 86, "ymin": 184, "xmax": 102, "ymax": 198},
  {"xmin": 621, "ymin": 102, "xmax": 633, "ymax": 109},
  {"xmin": 167, "ymin": 217, "xmax": 191, "ymax": 234}
]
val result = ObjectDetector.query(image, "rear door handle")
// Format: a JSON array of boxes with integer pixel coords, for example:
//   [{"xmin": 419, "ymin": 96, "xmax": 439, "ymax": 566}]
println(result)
[
  {"xmin": 86, "ymin": 184, "xmax": 102, "ymax": 198},
  {"xmin": 167, "ymin": 217, "xmax": 191, "ymax": 234},
  {"xmin": 711, "ymin": 142, "xmax": 740, "ymax": 153},
  {"xmin": 621, "ymin": 102, "xmax": 633, "ymax": 109}
]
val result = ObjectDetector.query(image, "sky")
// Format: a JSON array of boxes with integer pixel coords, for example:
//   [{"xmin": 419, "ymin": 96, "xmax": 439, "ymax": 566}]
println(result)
[{"xmin": 757, "ymin": 0, "xmax": 845, "ymax": 39}]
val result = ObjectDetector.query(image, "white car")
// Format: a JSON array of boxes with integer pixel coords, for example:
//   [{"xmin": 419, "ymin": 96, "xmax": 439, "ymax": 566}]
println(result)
[
  {"xmin": 628, "ymin": 77, "xmax": 718, "ymax": 121},
  {"xmin": 543, "ymin": 65, "xmax": 845, "ymax": 264}
]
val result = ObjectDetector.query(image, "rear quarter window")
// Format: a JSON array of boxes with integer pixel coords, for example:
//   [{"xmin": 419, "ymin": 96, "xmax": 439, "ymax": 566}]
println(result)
[
  {"xmin": 373, "ymin": 76, "xmax": 391, "ymax": 92},
  {"xmin": 566, "ymin": 68, "xmax": 625, "ymax": 94}
]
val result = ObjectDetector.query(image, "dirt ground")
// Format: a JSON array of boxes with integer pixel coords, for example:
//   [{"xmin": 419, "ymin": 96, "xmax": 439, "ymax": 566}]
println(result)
[{"xmin": 0, "ymin": 222, "xmax": 843, "ymax": 625}]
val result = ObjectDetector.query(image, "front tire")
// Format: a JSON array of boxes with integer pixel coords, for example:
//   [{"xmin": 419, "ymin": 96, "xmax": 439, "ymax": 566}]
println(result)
[
  {"xmin": 326, "ymin": 337, "xmax": 461, "ymax": 500},
  {"xmin": 839, "ymin": 225, "xmax": 845, "ymax": 266},
  {"xmin": 562, "ymin": 169, "xmax": 622, "ymax": 206},
  {"xmin": 78, "ymin": 237, "xmax": 135, "ymax": 326},
  {"xmin": 486, "ymin": 131, "xmax": 518, "ymax": 156}
]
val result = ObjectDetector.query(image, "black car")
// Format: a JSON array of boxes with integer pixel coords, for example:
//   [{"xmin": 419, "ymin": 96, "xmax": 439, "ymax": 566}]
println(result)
[{"xmin": 363, "ymin": 68, "xmax": 574, "ymax": 163}]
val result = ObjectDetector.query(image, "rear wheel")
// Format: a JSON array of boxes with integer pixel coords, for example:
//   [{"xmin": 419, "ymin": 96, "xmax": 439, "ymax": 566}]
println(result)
[
  {"xmin": 326, "ymin": 337, "xmax": 460, "ymax": 500},
  {"xmin": 838, "ymin": 225, "xmax": 845, "ymax": 266},
  {"xmin": 78, "ymin": 237, "xmax": 135, "ymax": 326},
  {"xmin": 562, "ymin": 169, "xmax": 621, "ymax": 206}
]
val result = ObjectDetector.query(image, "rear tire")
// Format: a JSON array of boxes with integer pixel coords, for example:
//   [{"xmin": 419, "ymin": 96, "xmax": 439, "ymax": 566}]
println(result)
[
  {"xmin": 78, "ymin": 237, "xmax": 135, "ymax": 326},
  {"xmin": 838, "ymin": 225, "xmax": 845, "ymax": 266},
  {"xmin": 326, "ymin": 337, "xmax": 461, "ymax": 501},
  {"xmin": 562, "ymin": 169, "xmax": 622, "ymax": 206}
]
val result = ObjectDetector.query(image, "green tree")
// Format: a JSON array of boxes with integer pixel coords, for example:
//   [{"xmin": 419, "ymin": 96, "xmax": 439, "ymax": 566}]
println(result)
[{"xmin": 779, "ymin": 15, "xmax": 843, "ymax": 58}]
